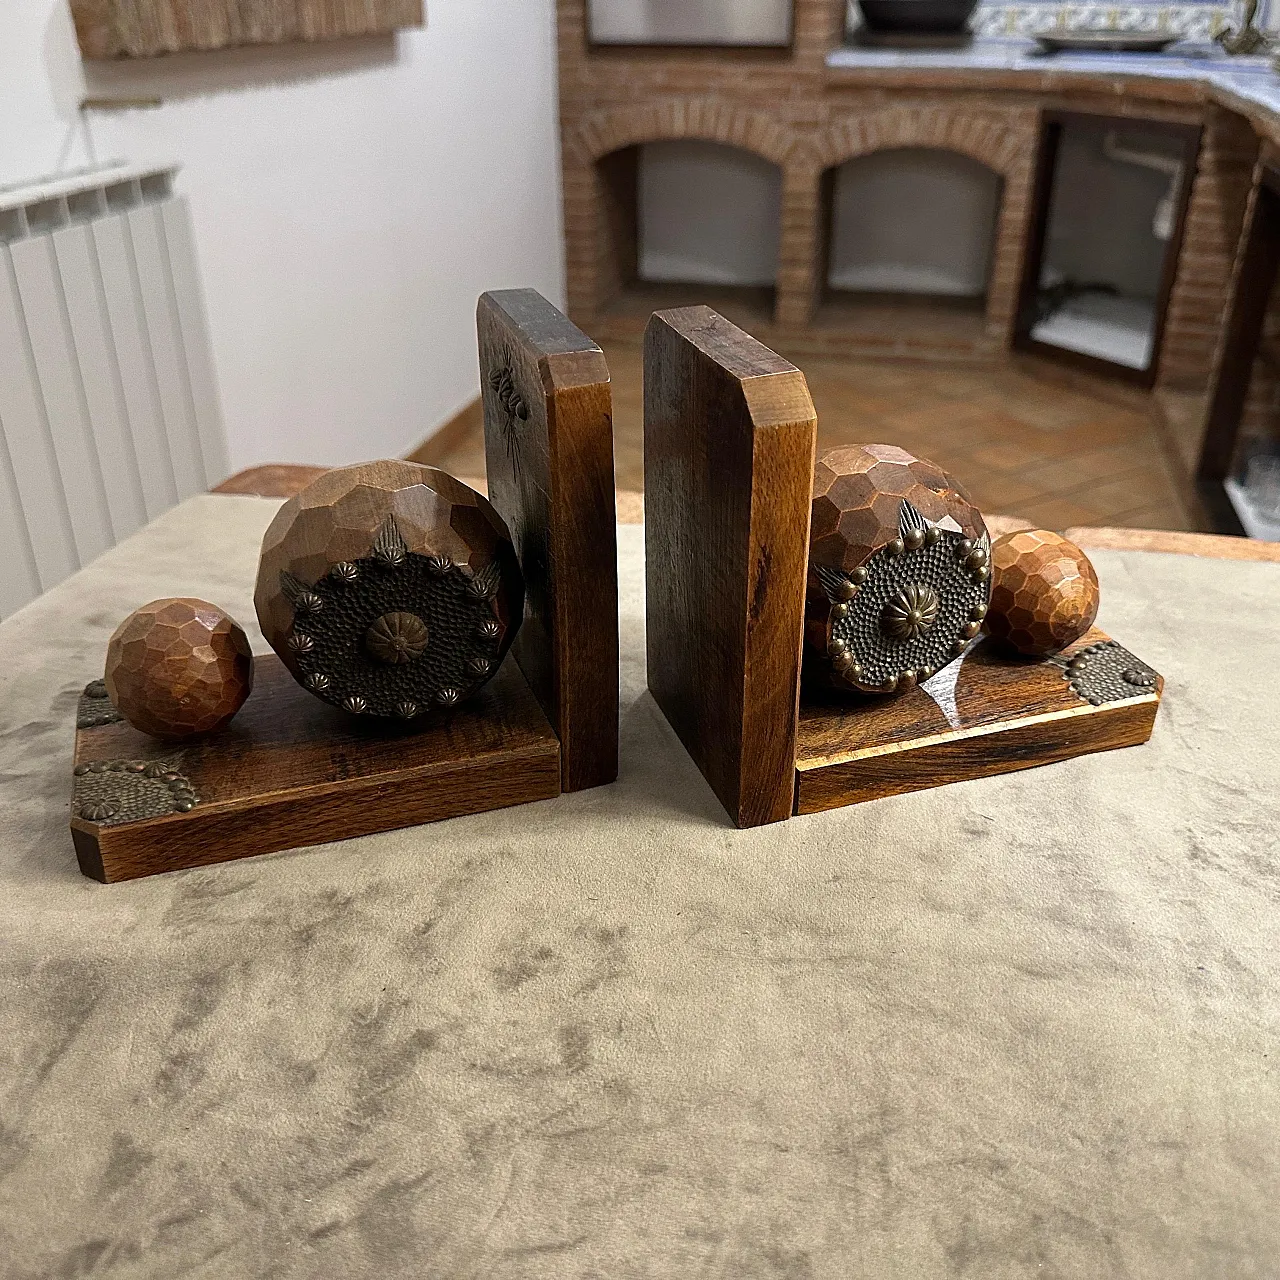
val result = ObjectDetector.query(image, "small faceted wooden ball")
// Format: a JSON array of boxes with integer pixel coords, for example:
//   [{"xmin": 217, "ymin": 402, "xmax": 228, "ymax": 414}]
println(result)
[
  {"xmin": 986, "ymin": 529, "xmax": 1101, "ymax": 655},
  {"xmin": 105, "ymin": 598, "xmax": 254, "ymax": 740},
  {"xmin": 254, "ymin": 460, "xmax": 523, "ymax": 719},
  {"xmin": 807, "ymin": 444, "xmax": 991, "ymax": 695}
]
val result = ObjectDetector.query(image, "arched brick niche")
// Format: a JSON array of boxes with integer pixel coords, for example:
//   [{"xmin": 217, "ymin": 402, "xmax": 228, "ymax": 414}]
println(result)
[
  {"xmin": 562, "ymin": 97, "xmax": 1039, "ymax": 358},
  {"xmin": 563, "ymin": 100, "xmax": 804, "ymax": 323},
  {"xmin": 782, "ymin": 106, "xmax": 1040, "ymax": 348}
]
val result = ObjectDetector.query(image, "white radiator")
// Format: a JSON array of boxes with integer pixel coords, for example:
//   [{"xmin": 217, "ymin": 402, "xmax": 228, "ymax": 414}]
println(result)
[{"xmin": 0, "ymin": 163, "xmax": 229, "ymax": 620}]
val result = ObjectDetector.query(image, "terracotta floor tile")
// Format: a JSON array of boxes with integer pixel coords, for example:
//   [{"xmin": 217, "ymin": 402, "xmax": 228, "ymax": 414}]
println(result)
[{"xmin": 420, "ymin": 336, "xmax": 1200, "ymax": 534}]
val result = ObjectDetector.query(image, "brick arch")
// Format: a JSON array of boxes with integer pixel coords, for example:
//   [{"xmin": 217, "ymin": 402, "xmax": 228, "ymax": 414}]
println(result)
[
  {"xmin": 810, "ymin": 107, "xmax": 1028, "ymax": 177},
  {"xmin": 566, "ymin": 99, "xmax": 802, "ymax": 169}
]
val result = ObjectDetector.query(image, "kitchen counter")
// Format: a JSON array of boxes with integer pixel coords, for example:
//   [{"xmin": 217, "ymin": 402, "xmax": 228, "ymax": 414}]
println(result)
[{"xmin": 828, "ymin": 39, "xmax": 1280, "ymax": 134}]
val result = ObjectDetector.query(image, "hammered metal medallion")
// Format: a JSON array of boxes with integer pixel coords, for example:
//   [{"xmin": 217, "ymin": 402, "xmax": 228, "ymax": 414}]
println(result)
[
  {"xmin": 282, "ymin": 516, "xmax": 513, "ymax": 719},
  {"xmin": 1060, "ymin": 641, "xmax": 1160, "ymax": 706},
  {"xmin": 819, "ymin": 500, "xmax": 992, "ymax": 694},
  {"xmin": 77, "ymin": 679, "xmax": 124, "ymax": 729},
  {"xmin": 72, "ymin": 758, "xmax": 198, "ymax": 825}
]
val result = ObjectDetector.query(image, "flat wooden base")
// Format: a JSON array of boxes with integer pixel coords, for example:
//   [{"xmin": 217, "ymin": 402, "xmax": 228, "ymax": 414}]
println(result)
[
  {"xmin": 794, "ymin": 628, "xmax": 1161, "ymax": 815},
  {"xmin": 71, "ymin": 655, "xmax": 561, "ymax": 883}
]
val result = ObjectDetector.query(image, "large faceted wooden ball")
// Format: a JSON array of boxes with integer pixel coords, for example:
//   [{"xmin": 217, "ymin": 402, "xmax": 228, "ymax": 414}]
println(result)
[
  {"xmin": 105, "ymin": 598, "xmax": 253, "ymax": 740},
  {"xmin": 254, "ymin": 460, "xmax": 523, "ymax": 719},
  {"xmin": 807, "ymin": 444, "xmax": 991, "ymax": 695},
  {"xmin": 986, "ymin": 529, "xmax": 1101, "ymax": 656}
]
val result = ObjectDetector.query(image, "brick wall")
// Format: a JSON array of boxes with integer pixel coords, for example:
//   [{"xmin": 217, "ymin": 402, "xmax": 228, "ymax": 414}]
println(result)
[{"xmin": 558, "ymin": 0, "xmax": 1266, "ymax": 381}]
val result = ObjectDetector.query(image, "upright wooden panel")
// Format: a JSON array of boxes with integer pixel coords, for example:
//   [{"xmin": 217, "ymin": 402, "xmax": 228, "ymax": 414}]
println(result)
[
  {"xmin": 161, "ymin": 197, "xmax": 230, "ymax": 487},
  {"xmin": 10, "ymin": 235, "xmax": 116, "ymax": 564},
  {"xmin": 52, "ymin": 220, "xmax": 150, "ymax": 543},
  {"xmin": 477, "ymin": 289, "xmax": 619, "ymax": 792},
  {"xmin": 128, "ymin": 204, "xmax": 207, "ymax": 498},
  {"xmin": 0, "ymin": 247, "xmax": 79, "ymax": 591},
  {"xmin": 643, "ymin": 306, "xmax": 817, "ymax": 827},
  {"xmin": 93, "ymin": 213, "xmax": 178, "ymax": 519}
]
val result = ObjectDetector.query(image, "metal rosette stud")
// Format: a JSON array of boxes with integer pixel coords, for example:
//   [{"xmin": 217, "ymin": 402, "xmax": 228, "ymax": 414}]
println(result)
[
  {"xmin": 279, "ymin": 516, "xmax": 521, "ymax": 718},
  {"xmin": 814, "ymin": 498, "xmax": 992, "ymax": 695}
]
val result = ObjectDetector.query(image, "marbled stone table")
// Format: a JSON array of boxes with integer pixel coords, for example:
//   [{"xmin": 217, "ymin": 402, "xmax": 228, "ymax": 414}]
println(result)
[{"xmin": 1, "ymin": 495, "xmax": 1278, "ymax": 1278}]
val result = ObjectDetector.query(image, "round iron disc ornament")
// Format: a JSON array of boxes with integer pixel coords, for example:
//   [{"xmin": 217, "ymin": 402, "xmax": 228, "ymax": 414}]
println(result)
[
  {"xmin": 806, "ymin": 444, "xmax": 991, "ymax": 695},
  {"xmin": 254, "ymin": 461, "xmax": 523, "ymax": 719}
]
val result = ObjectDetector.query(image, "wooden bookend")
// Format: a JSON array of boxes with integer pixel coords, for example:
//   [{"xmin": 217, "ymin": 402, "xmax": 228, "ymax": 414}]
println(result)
[
  {"xmin": 643, "ymin": 307, "xmax": 818, "ymax": 827},
  {"xmin": 644, "ymin": 308, "xmax": 1163, "ymax": 829},
  {"xmin": 477, "ymin": 289, "xmax": 619, "ymax": 792}
]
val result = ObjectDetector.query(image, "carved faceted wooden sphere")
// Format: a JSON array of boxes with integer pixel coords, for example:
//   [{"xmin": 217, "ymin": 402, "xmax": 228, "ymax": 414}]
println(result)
[
  {"xmin": 254, "ymin": 460, "xmax": 523, "ymax": 719},
  {"xmin": 807, "ymin": 444, "xmax": 991, "ymax": 695},
  {"xmin": 104, "ymin": 598, "xmax": 253, "ymax": 740},
  {"xmin": 986, "ymin": 529, "xmax": 1101, "ymax": 656}
]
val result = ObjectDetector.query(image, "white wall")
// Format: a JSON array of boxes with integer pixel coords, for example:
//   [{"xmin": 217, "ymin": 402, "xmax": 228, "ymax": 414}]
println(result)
[
  {"xmin": 0, "ymin": 0, "xmax": 564, "ymax": 474},
  {"xmin": 828, "ymin": 149, "xmax": 1001, "ymax": 297},
  {"xmin": 590, "ymin": 0, "xmax": 792, "ymax": 44},
  {"xmin": 639, "ymin": 141, "xmax": 781, "ymax": 286}
]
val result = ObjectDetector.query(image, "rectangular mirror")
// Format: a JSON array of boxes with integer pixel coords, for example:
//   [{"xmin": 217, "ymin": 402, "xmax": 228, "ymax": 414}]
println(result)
[{"xmin": 589, "ymin": 0, "xmax": 793, "ymax": 47}]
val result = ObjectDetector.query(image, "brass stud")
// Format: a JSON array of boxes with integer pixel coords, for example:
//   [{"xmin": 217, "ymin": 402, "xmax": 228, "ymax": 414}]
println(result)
[
  {"xmin": 953, "ymin": 637, "xmax": 969, "ymax": 655},
  {"xmin": 831, "ymin": 602, "xmax": 848, "ymax": 619},
  {"xmin": 305, "ymin": 672, "xmax": 331, "ymax": 693},
  {"xmin": 332, "ymin": 562, "xmax": 359, "ymax": 583},
  {"xmin": 974, "ymin": 566, "xmax": 990, "ymax": 584},
  {"xmin": 286, "ymin": 632, "xmax": 314, "ymax": 654},
  {"xmin": 467, "ymin": 656, "xmax": 491, "ymax": 676},
  {"xmin": 899, "ymin": 669, "xmax": 917, "ymax": 689},
  {"xmin": 396, "ymin": 700, "xmax": 419, "ymax": 720},
  {"xmin": 836, "ymin": 579, "xmax": 857, "ymax": 601},
  {"xmin": 966, "ymin": 547, "xmax": 988, "ymax": 569},
  {"xmin": 176, "ymin": 800, "xmax": 195, "ymax": 813},
  {"xmin": 903, "ymin": 528, "xmax": 925, "ymax": 551},
  {"xmin": 957, "ymin": 539, "xmax": 974, "ymax": 557},
  {"xmin": 828, "ymin": 638, "xmax": 848, "ymax": 659},
  {"xmin": 970, "ymin": 602, "xmax": 988, "ymax": 622},
  {"xmin": 73, "ymin": 764, "xmax": 89, "ymax": 776},
  {"xmin": 436, "ymin": 688, "xmax": 461, "ymax": 707},
  {"xmin": 850, "ymin": 566, "xmax": 868, "ymax": 585},
  {"xmin": 881, "ymin": 674, "xmax": 900, "ymax": 693},
  {"xmin": 925, "ymin": 526, "xmax": 941, "ymax": 546},
  {"xmin": 847, "ymin": 661, "xmax": 864, "ymax": 681},
  {"xmin": 342, "ymin": 695, "xmax": 368, "ymax": 715},
  {"xmin": 295, "ymin": 590, "xmax": 323, "ymax": 614},
  {"xmin": 887, "ymin": 537, "xmax": 905, "ymax": 556},
  {"xmin": 427, "ymin": 554, "xmax": 453, "ymax": 575},
  {"xmin": 478, "ymin": 619, "xmax": 502, "ymax": 640},
  {"xmin": 963, "ymin": 621, "xmax": 981, "ymax": 639},
  {"xmin": 79, "ymin": 800, "xmax": 117, "ymax": 822},
  {"xmin": 919, "ymin": 665, "xmax": 934, "ymax": 681}
]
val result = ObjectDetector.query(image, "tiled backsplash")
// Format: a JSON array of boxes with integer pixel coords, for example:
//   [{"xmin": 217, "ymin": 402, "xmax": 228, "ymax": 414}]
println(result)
[{"xmin": 847, "ymin": 0, "xmax": 1274, "ymax": 38}]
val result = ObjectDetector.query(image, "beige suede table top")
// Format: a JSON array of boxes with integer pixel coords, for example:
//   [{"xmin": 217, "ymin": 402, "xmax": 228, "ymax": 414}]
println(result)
[{"xmin": 1, "ymin": 495, "xmax": 1278, "ymax": 1279}]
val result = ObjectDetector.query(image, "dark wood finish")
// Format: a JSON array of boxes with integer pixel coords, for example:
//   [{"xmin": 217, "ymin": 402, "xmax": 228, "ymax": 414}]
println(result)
[
  {"xmin": 213, "ymin": 465, "xmax": 328, "ymax": 498},
  {"xmin": 987, "ymin": 528, "xmax": 1100, "ymax": 655},
  {"xmin": 1015, "ymin": 111, "xmax": 1202, "ymax": 388},
  {"xmin": 105, "ymin": 598, "xmax": 253, "ymax": 739},
  {"xmin": 254, "ymin": 460, "xmax": 522, "ymax": 717},
  {"xmin": 643, "ymin": 306, "xmax": 817, "ymax": 827},
  {"xmin": 71, "ymin": 654, "xmax": 561, "ymax": 883},
  {"xmin": 795, "ymin": 627, "xmax": 1161, "ymax": 812},
  {"xmin": 477, "ymin": 289, "xmax": 619, "ymax": 792},
  {"xmin": 1198, "ymin": 168, "xmax": 1280, "ymax": 483}
]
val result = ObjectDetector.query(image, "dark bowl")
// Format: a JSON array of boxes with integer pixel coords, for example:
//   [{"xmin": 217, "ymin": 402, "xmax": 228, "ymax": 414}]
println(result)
[{"xmin": 857, "ymin": 0, "xmax": 979, "ymax": 33}]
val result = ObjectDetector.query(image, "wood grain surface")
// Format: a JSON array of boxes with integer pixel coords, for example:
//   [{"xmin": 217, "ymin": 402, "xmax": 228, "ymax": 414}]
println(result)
[
  {"xmin": 478, "ymin": 290, "xmax": 619, "ymax": 792},
  {"xmin": 71, "ymin": 654, "xmax": 561, "ymax": 883},
  {"xmin": 795, "ymin": 627, "xmax": 1161, "ymax": 812},
  {"xmin": 644, "ymin": 306, "xmax": 817, "ymax": 828},
  {"xmin": 71, "ymin": 0, "xmax": 423, "ymax": 58}
]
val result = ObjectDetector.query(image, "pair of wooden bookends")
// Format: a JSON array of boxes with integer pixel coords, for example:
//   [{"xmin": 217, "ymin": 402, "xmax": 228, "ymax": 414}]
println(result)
[{"xmin": 71, "ymin": 295, "xmax": 1162, "ymax": 883}]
